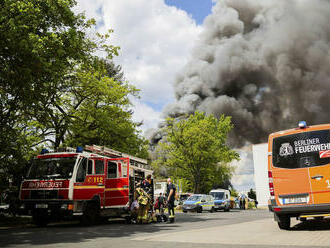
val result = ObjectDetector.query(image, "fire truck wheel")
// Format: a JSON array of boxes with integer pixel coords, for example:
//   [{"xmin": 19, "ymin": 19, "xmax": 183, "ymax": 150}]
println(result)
[
  {"xmin": 32, "ymin": 211, "xmax": 49, "ymax": 227},
  {"xmin": 81, "ymin": 201, "xmax": 100, "ymax": 226}
]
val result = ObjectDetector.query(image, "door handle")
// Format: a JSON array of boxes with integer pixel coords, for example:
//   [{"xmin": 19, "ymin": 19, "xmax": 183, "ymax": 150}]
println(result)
[
  {"xmin": 311, "ymin": 175, "xmax": 323, "ymax": 180},
  {"xmin": 98, "ymin": 183, "xmax": 104, "ymax": 186}
]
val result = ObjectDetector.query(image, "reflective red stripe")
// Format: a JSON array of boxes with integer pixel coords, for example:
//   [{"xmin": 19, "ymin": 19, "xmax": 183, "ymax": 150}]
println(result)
[
  {"xmin": 37, "ymin": 154, "xmax": 77, "ymax": 159},
  {"xmin": 268, "ymin": 171, "xmax": 275, "ymax": 196}
]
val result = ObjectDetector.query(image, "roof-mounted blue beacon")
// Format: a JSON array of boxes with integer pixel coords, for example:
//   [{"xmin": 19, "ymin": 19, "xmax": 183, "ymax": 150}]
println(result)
[{"xmin": 298, "ymin": 121, "xmax": 307, "ymax": 129}]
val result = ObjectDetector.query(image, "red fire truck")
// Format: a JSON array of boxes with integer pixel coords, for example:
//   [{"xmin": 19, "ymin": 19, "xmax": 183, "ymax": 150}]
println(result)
[{"xmin": 19, "ymin": 145, "xmax": 153, "ymax": 226}]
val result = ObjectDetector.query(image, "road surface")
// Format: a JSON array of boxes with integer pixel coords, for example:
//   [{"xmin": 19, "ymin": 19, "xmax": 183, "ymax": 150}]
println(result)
[{"xmin": 2, "ymin": 209, "xmax": 330, "ymax": 248}]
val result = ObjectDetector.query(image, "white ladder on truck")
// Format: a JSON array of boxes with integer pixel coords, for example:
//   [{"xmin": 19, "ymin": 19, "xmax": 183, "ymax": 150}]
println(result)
[{"xmin": 84, "ymin": 145, "xmax": 152, "ymax": 172}]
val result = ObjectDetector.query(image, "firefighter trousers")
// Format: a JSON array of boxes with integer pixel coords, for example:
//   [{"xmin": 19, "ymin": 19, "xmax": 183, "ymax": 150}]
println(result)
[{"xmin": 137, "ymin": 204, "xmax": 150, "ymax": 224}]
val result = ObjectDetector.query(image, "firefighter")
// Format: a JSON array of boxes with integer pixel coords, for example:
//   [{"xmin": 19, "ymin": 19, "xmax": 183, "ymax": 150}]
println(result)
[
  {"xmin": 135, "ymin": 185, "xmax": 151, "ymax": 224},
  {"xmin": 166, "ymin": 178, "xmax": 176, "ymax": 223},
  {"xmin": 141, "ymin": 174, "xmax": 152, "ymax": 194}
]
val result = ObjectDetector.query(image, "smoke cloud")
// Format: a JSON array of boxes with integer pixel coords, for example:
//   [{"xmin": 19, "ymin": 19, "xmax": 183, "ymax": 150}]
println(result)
[{"xmin": 158, "ymin": 0, "xmax": 330, "ymax": 147}]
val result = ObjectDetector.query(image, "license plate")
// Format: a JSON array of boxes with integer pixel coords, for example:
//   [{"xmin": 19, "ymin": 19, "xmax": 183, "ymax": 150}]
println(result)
[
  {"xmin": 283, "ymin": 197, "xmax": 307, "ymax": 204},
  {"xmin": 35, "ymin": 203, "xmax": 48, "ymax": 209}
]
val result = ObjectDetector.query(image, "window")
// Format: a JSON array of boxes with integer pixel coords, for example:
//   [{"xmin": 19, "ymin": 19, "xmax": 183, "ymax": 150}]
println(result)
[
  {"xmin": 187, "ymin": 195, "xmax": 202, "ymax": 201},
  {"xmin": 27, "ymin": 157, "xmax": 76, "ymax": 179},
  {"xmin": 210, "ymin": 192, "xmax": 224, "ymax": 200},
  {"xmin": 87, "ymin": 160, "xmax": 93, "ymax": 175},
  {"xmin": 273, "ymin": 129, "xmax": 330, "ymax": 169},
  {"xmin": 107, "ymin": 161, "xmax": 117, "ymax": 178},
  {"xmin": 95, "ymin": 160, "xmax": 104, "ymax": 174},
  {"xmin": 122, "ymin": 165, "xmax": 127, "ymax": 177},
  {"xmin": 76, "ymin": 157, "xmax": 87, "ymax": 182}
]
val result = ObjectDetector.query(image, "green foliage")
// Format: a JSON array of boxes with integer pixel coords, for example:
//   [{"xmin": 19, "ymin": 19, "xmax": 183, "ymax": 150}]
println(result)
[
  {"xmin": 153, "ymin": 111, "xmax": 239, "ymax": 194},
  {"xmin": 0, "ymin": 0, "xmax": 148, "ymax": 188},
  {"xmin": 230, "ymin": 188, "xmax": 239, "ymax": 197},
  {"xmin": 248, "ymin": 201, "xmax": 255, "ymax": 209}
]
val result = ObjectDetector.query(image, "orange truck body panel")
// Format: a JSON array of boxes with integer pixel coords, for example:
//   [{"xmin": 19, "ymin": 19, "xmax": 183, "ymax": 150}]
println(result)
[{"xmin": 268, "ymin": 124, "xmax": 330, "ymax": 211}]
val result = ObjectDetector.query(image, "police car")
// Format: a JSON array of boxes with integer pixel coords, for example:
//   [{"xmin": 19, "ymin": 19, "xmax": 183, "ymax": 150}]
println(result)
[{"xmin": 182, "ymin": 194, "xmax": 215, "ymax": 213}]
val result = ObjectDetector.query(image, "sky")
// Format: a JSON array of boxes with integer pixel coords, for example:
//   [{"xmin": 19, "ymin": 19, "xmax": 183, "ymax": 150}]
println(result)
[
  {"xmin": 165, "ymin": 0, "xmax": 215, "ymax": 25},
  {"xmin": 74, "ymin": 0, "xmax": 254, "ymax": 192},
  {"xmin": 74, "ymin": 0, "xmax": 214, "ymax": 133}
]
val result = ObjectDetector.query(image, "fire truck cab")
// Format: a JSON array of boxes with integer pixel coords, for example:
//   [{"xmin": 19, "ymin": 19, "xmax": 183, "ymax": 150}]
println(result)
[{"xmin": 19, "ymin": 145, "xmax": 152, "ymax": 226}]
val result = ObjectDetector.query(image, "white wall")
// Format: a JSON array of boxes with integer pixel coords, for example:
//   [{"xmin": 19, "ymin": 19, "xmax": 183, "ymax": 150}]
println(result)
[{"xmin": 252, "ymin": 143, "xmax": 270, "ymax": 206}]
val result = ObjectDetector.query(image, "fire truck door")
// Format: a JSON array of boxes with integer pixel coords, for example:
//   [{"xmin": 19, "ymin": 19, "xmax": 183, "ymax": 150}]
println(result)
[
  {"xmin": 104, "ymin": 158, "xmax": 129, "ymax": 207},
  {"xmin": 73, "ymin": 157, "xmax": 105, "ymax": 203}
]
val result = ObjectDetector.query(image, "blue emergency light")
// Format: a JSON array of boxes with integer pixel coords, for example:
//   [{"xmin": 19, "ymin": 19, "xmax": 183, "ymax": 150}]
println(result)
[
  {"xmin": 298, "ymin": 121, "xmax": 307, "ymax": 129},
  {"xmin": 76, "ymin": 146, "xmax": 83, "ymax": 153},
  {"xmin": 41, "ymin": 148, "xmax": 49, "ymax": 154}
]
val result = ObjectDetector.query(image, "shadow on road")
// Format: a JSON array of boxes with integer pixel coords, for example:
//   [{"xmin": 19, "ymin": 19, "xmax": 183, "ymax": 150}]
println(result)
[
  {"xmin": 0, "ymin": 213, "xmax": 221, "ymax": 247},
  {"xmin": 291, "ymin": 218, "xmax": 330, "ymax": 231}
]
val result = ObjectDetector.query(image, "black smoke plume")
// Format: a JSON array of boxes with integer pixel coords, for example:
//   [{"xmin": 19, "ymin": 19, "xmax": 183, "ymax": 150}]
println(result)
[{"xmin": 152, "ymin": 0, "xmax": 330, "ymax": 148}]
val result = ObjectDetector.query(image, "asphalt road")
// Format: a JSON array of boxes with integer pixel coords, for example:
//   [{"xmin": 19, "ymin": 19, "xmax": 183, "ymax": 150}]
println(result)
[{"xmin": 2, "ymin": 209, "xmax": 330, "ymax": 248}]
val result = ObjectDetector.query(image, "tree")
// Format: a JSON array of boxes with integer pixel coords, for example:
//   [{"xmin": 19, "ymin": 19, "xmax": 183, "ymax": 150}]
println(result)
[
  {"xmin": 0, "ymin": 0, "xmax": 147, "ymax": 188},
  {"xmin": 248, "ymin": 188, "xmax": 256, "ymax": 200},
  {"xmin": 0, "ymin": 0, "xmax": 102, "ymax": 187},
  {"xmin": 154, "ymin": 111, "xmax": 239, "ymax": 194},
  {"xmin": 230, "ymin": 188, "xmax": 239, "ymax": 197},
  {"xmin": 63, "ymin": 58, "xmax": 148, "ymax": 157},
  {"xmin": 31, "ymin": 57, "xmax": 147, "ymax": 157}
]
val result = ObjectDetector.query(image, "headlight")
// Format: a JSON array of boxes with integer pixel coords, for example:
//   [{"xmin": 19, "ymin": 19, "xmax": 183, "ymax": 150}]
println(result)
[{"xmin": 61, "ymin": 204, "xmax": 74, "ymax": 210}]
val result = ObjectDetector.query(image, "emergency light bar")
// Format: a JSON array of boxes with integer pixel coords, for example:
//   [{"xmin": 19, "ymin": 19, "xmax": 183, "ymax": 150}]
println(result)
[
  {"xmin": 41, "ymin": 149, "xmax": 49, "ymax": 154},
  {"xmin": 298, "ymin": 121, "xmax": 307, "ymax": 129},
  {"xmin": 76, "ymin": 146, "xmax": 83, "ymax": 153}
]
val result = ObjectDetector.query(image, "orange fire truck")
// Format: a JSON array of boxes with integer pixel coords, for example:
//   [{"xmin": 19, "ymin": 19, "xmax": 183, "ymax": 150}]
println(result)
[{"xmin": 19, "ymin": 145, "xmax": 153, "ymax": 226}]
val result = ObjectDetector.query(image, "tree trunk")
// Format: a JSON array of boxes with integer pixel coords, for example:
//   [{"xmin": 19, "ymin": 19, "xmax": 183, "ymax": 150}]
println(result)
[
  {"xmin": 194, "ymin": 174, "xmax": 201, "ymax": 193},
  {"xmin": 194, "ymin": 183, "xmax": 201, "ymax": 194}
]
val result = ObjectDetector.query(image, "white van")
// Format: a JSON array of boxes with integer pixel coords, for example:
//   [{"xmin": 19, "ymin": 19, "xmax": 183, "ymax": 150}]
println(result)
[
  {"xmin": 154, "ymin": 181, "xmax": 167, "ymax": 198},
  {"xmin": 210, "ymin": 189, "xmax": 231, "ymax": 211}
]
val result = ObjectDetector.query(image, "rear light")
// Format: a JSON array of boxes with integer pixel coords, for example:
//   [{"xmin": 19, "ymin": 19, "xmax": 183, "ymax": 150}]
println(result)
[
  {"xmin": 268, "ymin": 171, "xmax": 275, "ymax": 196},
  {"xmin": 274, "ymin": 207, "xmax": 281, "ymax": 212}
]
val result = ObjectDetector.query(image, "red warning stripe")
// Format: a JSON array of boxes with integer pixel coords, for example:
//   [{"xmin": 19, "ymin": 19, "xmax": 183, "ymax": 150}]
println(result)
[{"xmin": 319, "ymin": 150, "xmax": 330, "ymax": 158}]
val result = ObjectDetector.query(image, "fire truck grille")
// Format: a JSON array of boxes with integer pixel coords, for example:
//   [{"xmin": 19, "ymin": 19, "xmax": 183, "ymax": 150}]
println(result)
[{"xmin": 30, "ymin": 190, "xmax": 58, "ymax": 199}]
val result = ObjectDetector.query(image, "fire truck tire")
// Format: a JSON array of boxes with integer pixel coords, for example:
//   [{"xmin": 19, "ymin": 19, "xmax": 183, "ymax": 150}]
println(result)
[
  {"xmin": 32, "ymin": 211, "xmax": 49, "ymax": 227},
  {"xmin": 81, "ymin": 201, "xmax": 100, "ymax": 226}
]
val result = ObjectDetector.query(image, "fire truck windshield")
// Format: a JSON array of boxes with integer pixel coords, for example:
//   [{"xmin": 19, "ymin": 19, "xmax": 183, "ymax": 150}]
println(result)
[{"xmin": 27, "ymin": 157, "xmax": 77, "ymax": 179}]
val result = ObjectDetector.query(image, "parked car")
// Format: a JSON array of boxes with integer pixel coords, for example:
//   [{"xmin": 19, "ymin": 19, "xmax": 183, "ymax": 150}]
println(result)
[
  {"xmin": 182, "ymin": 194, "xmax": 215, "ymax": 213},
  {"xmin": 210, "ymin": 189, "xmax": 231, "ymax": 212}
]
